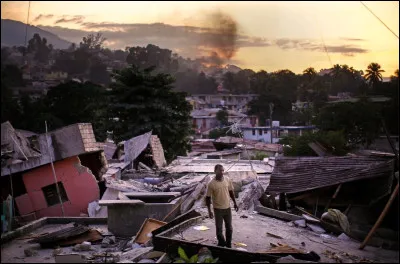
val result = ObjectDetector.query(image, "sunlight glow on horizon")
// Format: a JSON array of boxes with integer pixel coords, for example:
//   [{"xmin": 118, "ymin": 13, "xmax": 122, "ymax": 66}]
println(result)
[{"xmin": 1, "ymin": 1, "xmax": 398, "ymax": 76}]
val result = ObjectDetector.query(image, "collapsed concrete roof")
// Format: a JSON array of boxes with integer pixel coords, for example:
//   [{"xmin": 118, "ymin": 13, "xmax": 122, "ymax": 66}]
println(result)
[
  {"xmin": 1, "ymin": 122, "xmax": 104, "ymax": 176},
  {"xmin": 1, "ymin": 121, "xmax": 41, "ymax": 162},
  {"xmin": 164, "ymin": 157, "xmax": 275, "ymax": 174}
]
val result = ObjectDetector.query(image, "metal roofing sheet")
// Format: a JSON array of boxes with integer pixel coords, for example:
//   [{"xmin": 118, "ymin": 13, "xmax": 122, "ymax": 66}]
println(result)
[{"xmin": 266, "ymin": 156, "xmax": 395, "ymax": 194}]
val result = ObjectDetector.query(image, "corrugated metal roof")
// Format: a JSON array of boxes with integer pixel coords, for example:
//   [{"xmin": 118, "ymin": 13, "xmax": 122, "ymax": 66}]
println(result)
[
  {"xmin": 123, "ymin": 131, "xmax": 152, "ymax": 163},
  {"xmin": 266, "ymin": 156, "xmax": 395, "ymax": 194}
]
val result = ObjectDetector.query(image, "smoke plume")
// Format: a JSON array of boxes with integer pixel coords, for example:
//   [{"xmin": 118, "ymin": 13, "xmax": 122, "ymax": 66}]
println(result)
[{"xmin": 197, "ymin": 10, "xmax": 238, "ymax": 67}]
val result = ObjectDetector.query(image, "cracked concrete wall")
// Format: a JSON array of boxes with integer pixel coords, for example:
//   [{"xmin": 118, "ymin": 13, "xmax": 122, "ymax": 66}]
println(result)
[{"xmin": 15, "ymin": 156, "xmax": 100, "ymax": 219}]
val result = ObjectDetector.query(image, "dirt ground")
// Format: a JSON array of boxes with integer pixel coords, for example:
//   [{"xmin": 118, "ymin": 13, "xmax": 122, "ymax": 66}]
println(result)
[{"xmin": 172, "ymin": 208, "xmax": 399, "ymax": 263}]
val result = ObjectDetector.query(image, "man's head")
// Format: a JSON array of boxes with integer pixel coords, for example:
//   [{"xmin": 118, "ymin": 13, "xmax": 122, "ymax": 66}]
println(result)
[{"xmin": 214, "ymin": 164, "xmax": 224, "ymax": 177}]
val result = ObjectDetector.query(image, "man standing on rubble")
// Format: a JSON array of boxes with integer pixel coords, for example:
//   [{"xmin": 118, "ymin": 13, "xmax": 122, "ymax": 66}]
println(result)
[{"xmin": 206, "ymin": 164, "xmax": 238, "ymax": 248}]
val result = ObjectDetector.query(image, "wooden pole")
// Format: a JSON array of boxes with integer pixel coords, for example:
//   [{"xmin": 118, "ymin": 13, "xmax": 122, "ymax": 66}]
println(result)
[
  {"xmin": 359, "ymin": 183, "xmax": 399, "ymax": 250},
  {"xmin": 324, "ymin": 184, "xmax": 342, "ymax": 212},
  {"xmin": 45, "ymin": 121, "xmax": 65, "ymax": 217}
]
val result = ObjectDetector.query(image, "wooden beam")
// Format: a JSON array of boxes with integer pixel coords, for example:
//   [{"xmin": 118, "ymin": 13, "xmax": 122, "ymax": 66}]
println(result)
[
  {"xmin": 323, "ymin": 184, "xmax": 342, "ymax": 212},
  {"xmin": 359, "ymin": 183, "xmax": 399, "ymax": 250}
]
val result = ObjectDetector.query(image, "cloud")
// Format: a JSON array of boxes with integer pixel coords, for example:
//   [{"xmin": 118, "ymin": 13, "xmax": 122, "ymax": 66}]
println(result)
[
  {"xmin": 274, "ymin": 38, "xmax": 368, "ymax": 56},
  {"xmin": 340, "ymin": 37, "xmax": 365, "ymax": 42},
  {"xmin": 32, "ymin": 14, "xmax": 54, "ymax": 22},
  {"xmin": 37, "ymin": 22, "xmax": 368, "ymax": 59},
  {"xmin": 55, "ymin": 15, "xmax": 85, "ymax": 24}
]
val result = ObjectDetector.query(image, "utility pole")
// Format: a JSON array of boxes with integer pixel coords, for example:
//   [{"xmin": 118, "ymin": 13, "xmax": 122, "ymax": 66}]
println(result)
[{"xmin": 269, "ymin": 103, "xmax": 274, "ymax": 143}]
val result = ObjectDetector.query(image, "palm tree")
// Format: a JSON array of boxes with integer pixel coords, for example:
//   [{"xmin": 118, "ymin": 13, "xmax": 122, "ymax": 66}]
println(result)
[
  {"xmin": 331, "ymin": 64, "xmax": 342, "ymax": 78},
  {"xmin": 303, "ymin": 67, "xmax": 317, "ymax": 82},
  {"xmin": 364, "ymin": 62, "xmax": 385, "ymax": 90}
]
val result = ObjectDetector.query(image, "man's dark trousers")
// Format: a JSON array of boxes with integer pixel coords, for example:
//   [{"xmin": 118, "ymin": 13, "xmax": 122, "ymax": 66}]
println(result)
[{"xmin": 214, "ymin": 208, "xmax": 232, "ymax": 248}]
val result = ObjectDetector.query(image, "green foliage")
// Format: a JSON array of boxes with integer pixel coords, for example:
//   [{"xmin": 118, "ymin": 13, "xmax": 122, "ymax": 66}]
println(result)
[
  {"xmin": 251, "ymin": 151, "xmax": 269, "ymax": 160},
  {"xmin": 208, "ymin": 127, "xmax": 239, "ymax": 139},
  {"xmin": 364, "ymin": 62, "xmax": 385, "ymax": 90},
  {"xmin": 280, "ymin": 131, "xmax": 348, "ymax": 156},
  {"xmin": 314, "ymin": 100, "xmax": 382, "ymax": 147},
  {"xmin": 107, "ymin": 65, "xmax": 192, "ymax": 162},
  {"xmin": 178, "ymin": 247, "xmax": 190, "ymax": 262},
  {"xmin": 216, "ymin": 109, "xmax": 229, "ymax": 126},
  {"xmin": 175, "ymin": 247, "xmax": 218, "ymax": 263},
  {"xmin": 249, "ymin": 70, "xmax": 299, "ymax": 125}
]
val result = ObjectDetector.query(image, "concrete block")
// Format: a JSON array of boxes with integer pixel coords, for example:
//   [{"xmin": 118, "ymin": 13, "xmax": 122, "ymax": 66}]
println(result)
[{"xmin": 256, "ymin": 206, "xmax": 303, "ymax": 222}]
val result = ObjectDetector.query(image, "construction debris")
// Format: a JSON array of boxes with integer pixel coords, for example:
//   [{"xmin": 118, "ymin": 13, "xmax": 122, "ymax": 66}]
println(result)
[
  {"xmin": 24, "ymin": 247, "xmax": 39, "ymax": 257},
  {"xmin": 73, "ymin": 241, "xmax": 92, "ymax": 252},
  {"xmin": 134, "ymin": 219, "xmax": 166, "ymax": 245},
  {"xmin": 256, "ymin": 206, "xmax": 303, "ymax": 222}
]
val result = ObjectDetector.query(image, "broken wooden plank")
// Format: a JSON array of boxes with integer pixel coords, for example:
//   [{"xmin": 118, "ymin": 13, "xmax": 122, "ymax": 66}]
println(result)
[
  {"xmin": 134, "ymin": 218, "xmax": 166, "ymax": 245},
  {"xmin": 360, "ymin": 183, "xmax": 399, "ymax": 250},
  {"xmin": 256, "ymin": 206, "xmax": 303, "ymax": 222},
  {"xmin": 323, "ymin": 184, "xmax": 342, "ymax": 212}
]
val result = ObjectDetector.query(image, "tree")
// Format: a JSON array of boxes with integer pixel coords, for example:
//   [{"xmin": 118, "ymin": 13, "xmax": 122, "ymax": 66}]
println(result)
[
  {"xmin": 208, "ymin": 127, "xmax": 238, "ymax": 139},
  {"xmin": 216, "ymin": 109, "xmax": 229, "ymax": 126},
  {"xmin": 106, "ymin": 65, "xmax": 193, "ymax": 162},
  {"xmin": 44, "ymin": 81, "xmax": 107, "ymax": 129},
  {"xmin": 80, "ymin": 33, "xmax": 106, "ymax": 52},
  {"xmin": 1, "ymin": 78, "xmax": 22, "ymax": 124},
  {"xmin": 249, "ymin": 69, "xmax": 299, "ymax": 125},
  {"xmin": 280, "ymin": 131, "xmax": 348, "ymax": 156},
  {"xmin": 303, "ymin": 67, "xmax": 317, "ymax": 81},
  {"xmin": 27, "ymin": 33, "xmax": 52, "ymax": 64},
  {"xmin": 314, "ymin": 99, "xmax": 382, "ymax": 147},
  {"xmin": 364, "ymin": 62, "xmax": 385, "ymax": 91},
  {"xmin": 1, "ymin": 64, "xmax": 24, "ymax": 87},
  {"xmin": 126, "ymin": 44, "xmax": 177, "ymax": 74}
]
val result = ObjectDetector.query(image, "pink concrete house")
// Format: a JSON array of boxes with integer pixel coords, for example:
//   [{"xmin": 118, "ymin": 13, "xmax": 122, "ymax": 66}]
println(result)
[
  {"xmin": 14, "ymin": 156, "xmax": 100, "ymax": 218},
  {"xmin": 1, "ymin": 122, "xmax": 107, "ymax": 222}
]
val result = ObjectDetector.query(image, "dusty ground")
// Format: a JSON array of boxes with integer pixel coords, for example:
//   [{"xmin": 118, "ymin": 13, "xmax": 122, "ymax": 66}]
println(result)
[
  {"xmin": 1, "ymin": 224, "xmax": 118, "ymax": 263},
  {"xmin": 172, "ymin": 208, "xmax": 399, "ymax": 263}
]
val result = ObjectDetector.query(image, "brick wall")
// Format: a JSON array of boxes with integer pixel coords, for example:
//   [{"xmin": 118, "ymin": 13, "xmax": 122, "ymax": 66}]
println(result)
[{"xmin": 150, "ymin": 135, "xmax": 167, "ymax": 168}]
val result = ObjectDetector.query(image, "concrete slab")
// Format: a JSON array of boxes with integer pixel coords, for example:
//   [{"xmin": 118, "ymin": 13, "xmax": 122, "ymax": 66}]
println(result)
[
  {"xmin": 256, "ymin": 206, "xmax": 303, "ymax": 222},
  {"xmin": 98, "ymin": 200, "xmax": 145, "ymax": 206},
  {"xmin": 159, "ymin": 209, "xmax": 399, "ymax": 263}
]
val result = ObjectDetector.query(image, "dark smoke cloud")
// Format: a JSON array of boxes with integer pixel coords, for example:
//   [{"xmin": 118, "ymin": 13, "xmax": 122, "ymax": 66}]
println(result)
[
  {"xmin": 55, "ymin": 15, "xmax": 84, "ymax": 24},
  {"xmin": 197, "ymin": 11, "xmax": 238, "ymax": 67},
  {"xmin": 32, "ymin": 14, "xmax": 54, "ymax": 22}
]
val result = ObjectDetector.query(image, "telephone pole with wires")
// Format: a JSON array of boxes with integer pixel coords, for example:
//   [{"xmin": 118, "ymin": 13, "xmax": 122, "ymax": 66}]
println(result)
[{"xmin": 23, "ymin": 1, "xmax": 31, "ymax": 60}]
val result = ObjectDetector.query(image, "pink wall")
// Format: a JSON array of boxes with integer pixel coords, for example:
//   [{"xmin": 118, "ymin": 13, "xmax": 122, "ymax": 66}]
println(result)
[{"xmin": 15, "ymin": 156, "xmax": 100, "ymax": 218}]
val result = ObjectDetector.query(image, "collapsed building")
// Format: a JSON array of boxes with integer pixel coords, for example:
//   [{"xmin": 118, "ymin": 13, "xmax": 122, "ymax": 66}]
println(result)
[{"xmin": 1, "ymin": 122, "xmax": 107, "ymax": 229}]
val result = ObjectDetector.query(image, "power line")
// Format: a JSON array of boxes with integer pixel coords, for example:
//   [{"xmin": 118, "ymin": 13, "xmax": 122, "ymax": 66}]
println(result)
[
  {"xmin": 360, "ymin": 1, "xmax": 399, "ymax": 39},
  {"xmin": 24, "ymin": 1, "xmax": 31, "ymax": 49}
]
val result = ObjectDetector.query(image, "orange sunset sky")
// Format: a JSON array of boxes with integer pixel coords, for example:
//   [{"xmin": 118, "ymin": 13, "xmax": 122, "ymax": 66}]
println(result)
[{"xmin": 1, "ymin": 1, "xmax": 398, "ymax": 76}]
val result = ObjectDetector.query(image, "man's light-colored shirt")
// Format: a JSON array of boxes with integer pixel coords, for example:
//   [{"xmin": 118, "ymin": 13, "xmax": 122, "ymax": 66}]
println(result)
[{"xmin": 206, "ymin": 176, "xmax": 233, "ymax": 209}]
